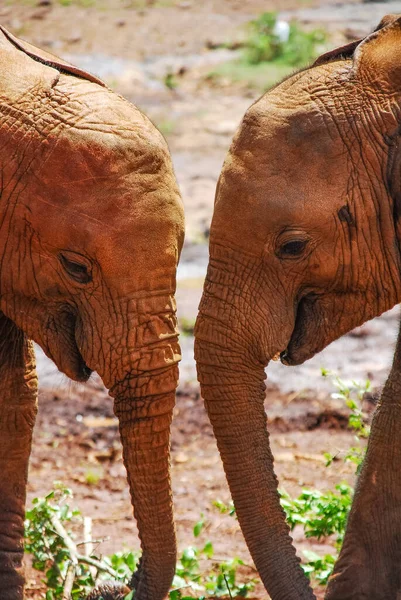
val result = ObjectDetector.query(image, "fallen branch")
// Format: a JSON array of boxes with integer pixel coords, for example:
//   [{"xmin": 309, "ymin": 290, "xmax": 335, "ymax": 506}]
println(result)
[
  {"xmin": 49, "ymin": 512, "xmax": 119, "ymax": 598},
  {"xmin": 62, "ymin": 562, "xmax": 76, "ymax": 600}
]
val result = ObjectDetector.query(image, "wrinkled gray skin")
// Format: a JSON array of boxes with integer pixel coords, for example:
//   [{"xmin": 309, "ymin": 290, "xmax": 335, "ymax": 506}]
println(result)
[
  {"xmin": 0, "ymin": 27, "xmax": 184, "ymax": 600},
  {"xmin": 195, "ymin": 13, "xmax": 401, "ymax": 600}
]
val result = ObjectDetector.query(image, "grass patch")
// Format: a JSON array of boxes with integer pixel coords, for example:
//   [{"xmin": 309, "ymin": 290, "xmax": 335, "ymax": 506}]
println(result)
[
  {"xmin": 157, "ymin": 119, "xmax": 176, "ymax": 136},
  {"xmin": 84, "ymin": 467, "xmax": 103, "ymax": 486},
  {"xmin": 208, "ymin": 60, "xmax": 295, "ymax": 92},
  {"xmin": 208, "ymin": 12, "xmax": 328, "ymax": 91},
  {"xmin": 56, "ymin": 0, "xmax": 96, "ymax": 6}
]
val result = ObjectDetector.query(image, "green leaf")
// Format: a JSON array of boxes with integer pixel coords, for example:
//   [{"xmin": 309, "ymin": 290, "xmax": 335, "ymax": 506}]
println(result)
[
  {"xmin": 193, "ymin": 514, "xmax": 204, "ymax": 538},
  {"xmin": 202, "ymin": 541, "xmax": 214, "ymax": 559}
]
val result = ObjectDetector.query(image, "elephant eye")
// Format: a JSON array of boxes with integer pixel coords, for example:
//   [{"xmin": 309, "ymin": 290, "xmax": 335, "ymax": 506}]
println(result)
[
  {"xmin": 59, "ymin": 252, "xmax": 92, "ymax": 284},
  {"xmin": 279, "ymin": 239, "xmax": 308, "ymax": 258}
]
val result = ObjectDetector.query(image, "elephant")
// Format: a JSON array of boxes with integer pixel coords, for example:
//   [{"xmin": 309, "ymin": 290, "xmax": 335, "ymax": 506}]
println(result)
[
  {"xmin": 0, "ymin": 26, "xmax": 184, "ymax": 600},
  {"xmin": 195, "ymin": 13, "xmax": 401, "ymax": 600}
]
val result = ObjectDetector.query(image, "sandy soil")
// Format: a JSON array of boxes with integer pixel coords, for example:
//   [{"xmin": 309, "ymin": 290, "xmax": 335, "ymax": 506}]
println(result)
[{"xmin": 1, "ymin": 1, "xmax": 398, "ymax": 598}]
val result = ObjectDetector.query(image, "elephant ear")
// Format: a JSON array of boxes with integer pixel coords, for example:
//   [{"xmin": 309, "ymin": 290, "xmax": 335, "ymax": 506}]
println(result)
[
  {"xmin": 313, "ymin": 14, "xmax": 401, "ymax": 69},
  {"xmin": 352, "ymin": 15, "xmax": 401, "ymax": 90},
  {"xmin": 0, "ymin": 25, "xmax": 105, "ymax": 87},
  {"xmin": 313, "ymin": 39, "xmax": 363, "ymax": 67}
]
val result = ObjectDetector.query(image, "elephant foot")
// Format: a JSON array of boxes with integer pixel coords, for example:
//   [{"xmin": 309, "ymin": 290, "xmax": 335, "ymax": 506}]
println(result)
[{"xmin": 86, "ymin": 581, "xmax": 132, "ymax": 600}]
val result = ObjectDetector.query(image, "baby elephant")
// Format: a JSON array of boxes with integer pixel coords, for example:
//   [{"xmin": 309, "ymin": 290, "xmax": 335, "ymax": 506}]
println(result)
[
  {"xmin": 0, "ymin": 27, "xmax": 184, "ymax": 600},
  {"xmin": 195, "ymin": 13, "xmax": 401, "ymax": 600}
]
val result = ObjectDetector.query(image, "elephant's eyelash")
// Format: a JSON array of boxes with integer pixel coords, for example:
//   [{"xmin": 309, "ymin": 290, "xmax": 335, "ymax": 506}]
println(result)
[
  {"xmin": 278, "ymin": 239, "xmax": 308, "ymax": 258},
  {"xmin": 59, "ymin": 253, "xmax": 93, "ymax": 284}
]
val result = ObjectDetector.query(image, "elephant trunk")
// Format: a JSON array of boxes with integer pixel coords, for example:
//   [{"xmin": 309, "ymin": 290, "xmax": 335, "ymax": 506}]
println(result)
[
  {"xmin": 194, "ymin": 251, "xmax": 314, "ymax": 600},
  {"xmin": 112, "ymin": 366, "xmax": 177, "ymax": 598},
  {"xmin": 90, "ymin": 298, "xmax": 181, "ymax": 600}
]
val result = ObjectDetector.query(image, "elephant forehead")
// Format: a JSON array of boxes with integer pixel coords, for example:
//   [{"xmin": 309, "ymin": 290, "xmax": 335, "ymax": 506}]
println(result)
[
  {"xmin": 234, "ymin": 105, "xmax": 347, "ymax": 169},
  {"xmin": 219, "ymin": 130, "xmax": 348, "ymax": 219},
  {"xmin": 232, "ymin": 60, "xmax": 361, "ymax": 167},
  {"xmin": 212, "ymin": 108, "xmax": 352, "ymax": 251},
  {"xmin": 217, "ymin": 74, "xmax": 355, "ymax": 222},
  {"xmin": 27, "ymin": 112, "xmax": 180, "ymax": 211},
  {"xmin": 214, "ymin": 167, "xmax": 342, "ymax": 252},
  {"xmin": 26, "ymin": 164, "xmax": 182, "ymax": 240},
  {"xmin": 20, "ymin": 123, "xmax": 184, "ymax": 260},
  {"xmin": 43, "ymin": 116, "xmax": 170, "ymax": 182},
  {"xmin": 94, "ymin": 229, "xmax": 181, "ymax": 291}
]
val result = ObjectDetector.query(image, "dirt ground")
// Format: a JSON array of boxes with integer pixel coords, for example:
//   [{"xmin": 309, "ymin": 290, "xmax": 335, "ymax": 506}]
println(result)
[
  {"xmin": 25, "ymin": 377, "xmax": 364, "ymax": 599},
  {"xmin": 1, "ymin": 1, "xmax": 399, "ymax": 598}
]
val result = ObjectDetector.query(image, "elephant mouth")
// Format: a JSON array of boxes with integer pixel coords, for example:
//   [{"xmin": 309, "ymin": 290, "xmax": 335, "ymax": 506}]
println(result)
[
  {"xmin": 70, "ymin": 347, "xmax": 92, "ymax": 383},
  {"xmin": 45, "ymin": 309, "xmax": 93, "ymax": 383},
  {"xmin": 280, "ymin": 294, "xmax": 320, "ymax": 366}
]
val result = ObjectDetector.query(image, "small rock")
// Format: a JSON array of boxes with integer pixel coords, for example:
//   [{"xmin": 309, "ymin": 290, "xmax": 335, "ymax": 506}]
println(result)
[
  {"xmin": 174, "ymin": 452, "xmax": 189, "ymax": 463},
  {"xmin": 348, "ymin": 325, "xmax": 372, "ymax": 338},
  {"xmin": 37, "ymin": 0, "xmax": 52, "ymax": 5},
  {"xmin": 115, "ymin": 19, "xmax": 126, "ymax": 27},
  {"xmin": 10, "ymin": 19, "xmax": 22, "ymax": 30},
  {"xmin": 40, "ymin": 38, "xmax": 62, "ymax": 49},
  {"xmin": 31, "ymin": 9, "xmax": 50, "ymax": 20},
  {"xmin": 67, "ymin": 32, "xmax": 82, "ymax": 44}
]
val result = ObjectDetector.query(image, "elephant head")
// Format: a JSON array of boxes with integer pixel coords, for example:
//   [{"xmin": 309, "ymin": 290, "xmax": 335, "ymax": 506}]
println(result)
[
  {"xmin": 0, "ymin": 27, "xmax": 184, "ymax": 599},
  {"xmin": 195, "ymin": 14, "xmax": 401, "ymax": 600}
]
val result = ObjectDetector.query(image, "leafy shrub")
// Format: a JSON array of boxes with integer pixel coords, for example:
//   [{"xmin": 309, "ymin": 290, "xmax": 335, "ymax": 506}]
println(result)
[
  {"xmin": 25, "ymin": 484, "xmax": 137, "ymax": 599},
  {"xmin": 244, "ymin": 12, "xmax": 326, "ymax": 67},
  {"xmin": 25, "ymin": 491, "xmax": 256, "ymax": 599}
]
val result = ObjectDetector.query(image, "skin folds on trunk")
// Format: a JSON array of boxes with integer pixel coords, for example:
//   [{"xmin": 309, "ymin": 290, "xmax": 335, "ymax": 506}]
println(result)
[
  {"xmin": 195, "ymin": 263, "xmax": 315, "ymax": 600},
  {"xmin": 112, "ymin": 368, "xmax": 178, "ymax": 599}
]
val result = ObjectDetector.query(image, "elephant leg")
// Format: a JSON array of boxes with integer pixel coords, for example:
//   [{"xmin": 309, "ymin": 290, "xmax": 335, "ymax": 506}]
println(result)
[
  {"xmin": 0, "ymin": 313, "xmax": 38, "ymax": 600},
  {"xmin": 325, "ymin": 319, "xmax": 401, "ymax": 600}
]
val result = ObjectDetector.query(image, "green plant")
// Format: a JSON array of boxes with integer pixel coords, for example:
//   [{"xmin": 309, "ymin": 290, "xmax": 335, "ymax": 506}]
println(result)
[
  {"xmin": 25, "ymin": 487, "xmax": 256, "ymax": 598},
  {"xmin": 157, "ymin": 119, "xmax": 176, "ymax": 137},
  {"xmin": 84, "ymin": 467, "xmax": 103, "ymax": 486},
  {"xmin": 164, "ymin": 72, "xmax": 178, "ymax": 90},
  {"xmin": 171, "ymin": 512, "xmax": 256, "ymax": 598},
  {"xmin": 25, "ymin": 485, "xmax": 138, "ymax": 599},
  {"xmin": 280, "ymin": 484, "xmax": 353, "ymax": 584},
  {"xmin": 25, "ymin": 370, "xmax": 372, "ymax": 595},
  {"xmin": 301, "ymin": 551, "xmax": 336, "ymax": 585},
  {"xmin": 207, "ymin": 13, "xmax": 327, "ymax": 92},
  {"xmin": 244, "ymin": 12, "xmax": 326, "ymax": 67},
  {"xmin": 172, "ymin": 544, "xmax": 256, "ymax": 598},
  {"xmin": 322, "ymin": 370, "xmax": 370, "ymax": 471},
  {"xmin": 179, "ymin": 317, "xmax": 196, "ymax": 337}
]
